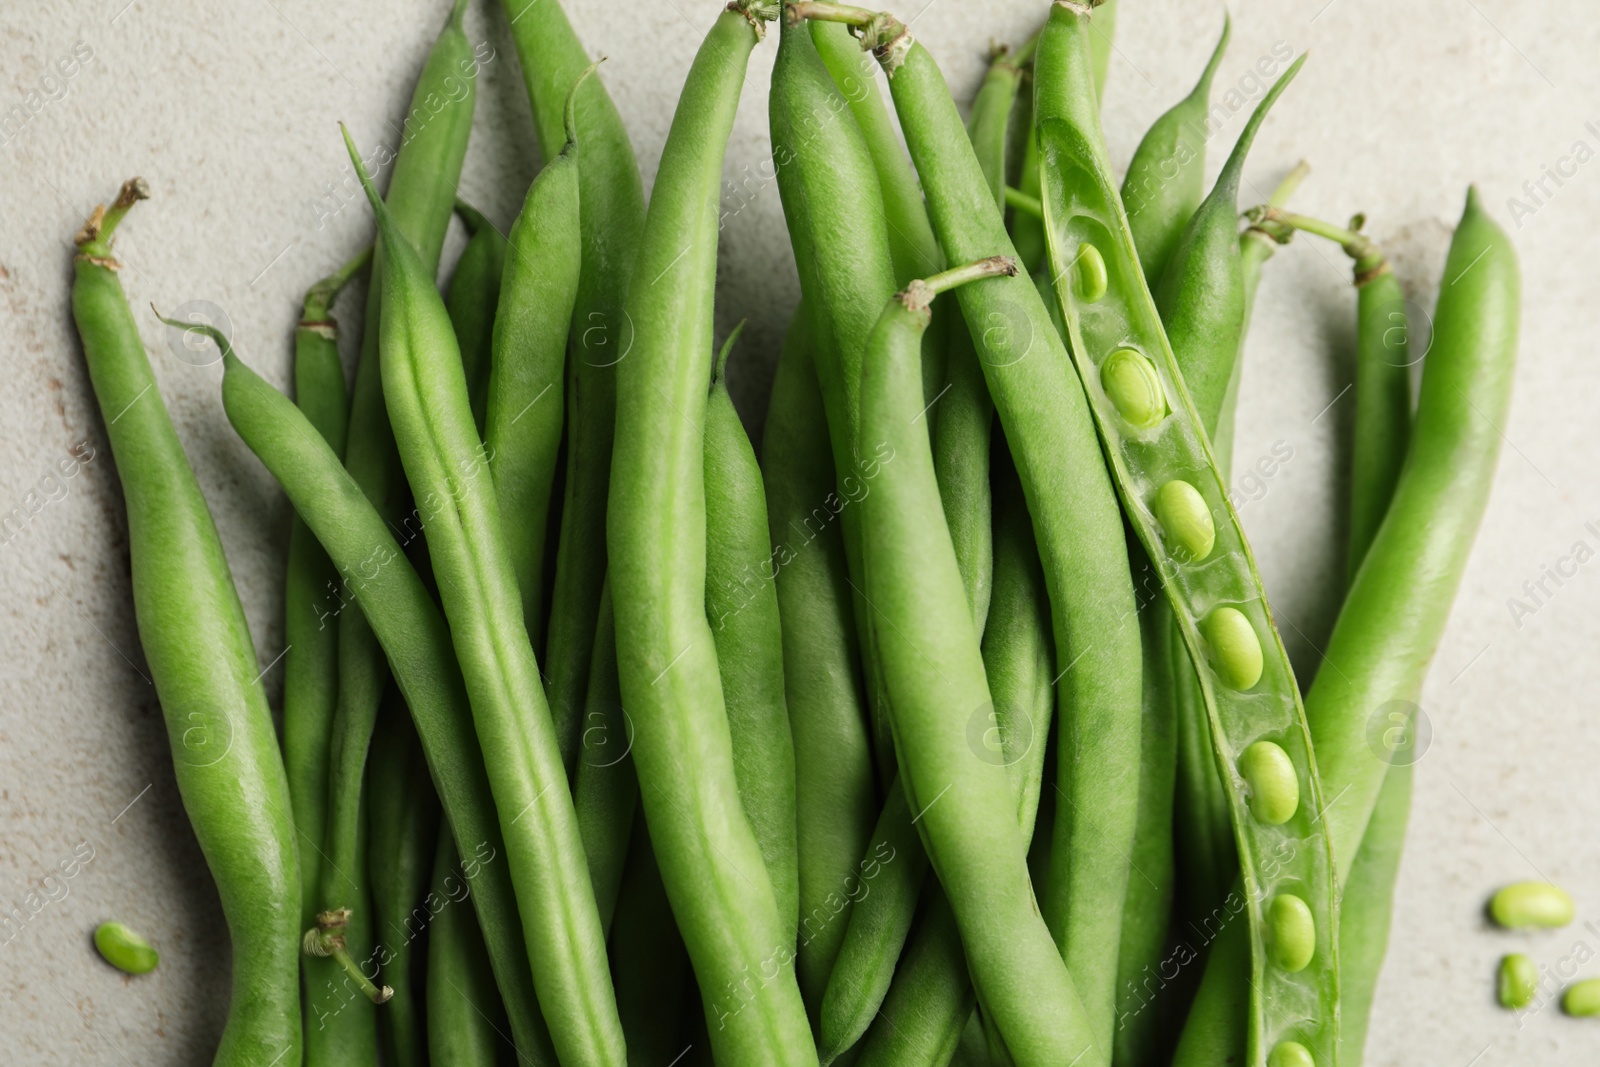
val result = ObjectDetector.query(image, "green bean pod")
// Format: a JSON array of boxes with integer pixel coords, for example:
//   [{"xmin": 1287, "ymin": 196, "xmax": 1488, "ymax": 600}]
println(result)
[
  {"xmin": 283, "ymin": 250, "xmax": 366, "ymax": 1058},
  {"xmin": 817, "ymin": 46, "xmax": 1025, "ymax": 1051},
  {"xmin": 1345, "ymin": 245, "xmax": 1412, "ymax": 582},
  {"xmin": 571, "ymin": 581, "xmax": 636, "ymax": 932},
  {"xmin": 609, "ymin": 813, "xmax": 695, "ymax": 1066},
  {"xmin": 795, "ymin": 15, "xmax": 1146, "ymax": 1061},
  {"xmin": 761, "ymin": 312, "xmax": 876, "ymax": 1014},
  {"xmin": 1311, "ymin": 187, "xmax": 1518, "ymax": 877},
  {"xmin": 1120, "ymin": 17, "xmax": 1229, "ymax": 289},
  {"xmin": 344, "ymin": 125, "xmax": 624, "ymax": 1064},
  {"xmin": 1212, "ymin": 162, "xmax": 1308, "ymax": 473},
  {"xmin": 307, "ymin": 626, "xmax": 382, "ymax": 1065},
  {"xmin": 817, "ymin": 777, "xmax": 928, "ymax": 1060},
  {"xmin": 706, "ymin": 328, "xmax": 800, "ymax": 939},
  {"xmin": 855, "ymin": 255, "xmax": 1095, "ymax": 1065},
  {"xmin": 1336, "ymin": 762, "xmax": 1412, "ymax": 1065},
  {"xmin": 427, "ymin": 826, "xmax": 509, "ymax": 1067},
  {"xmin": 284, "ymin": 249, "xmax": 365, "ymax": 939},
  {"xmin": 934, "ymin": 47, "xmax": 1022, "ymax": 635},
  {"xmin": 854, "ymin": 886, "xmax": 972, "ymax": 1067},
  {"xmin": 217, "ymin": 338, "xmax": 556, "ymax": 1066},
  {"xmin": 445, "ymin": 200, "xmax": 506, "ymax": 434},
  {"xmin": 809, "ymin": 20, "xmax": 949, "ymax": 409},
  {"xmin": 1035, "ymin": 7, "xmax": 1339, "ymax": 1064},
  {"xmin": 1158, "ymin": 53, "xmax": 1305, "ymax": 439},
  {"xmin": 336, "ymin": 11, "xmax": 477, "ymax": 1045},
  {"xmin": 502, "ymin": 0, "xmax": 647, "ymax": 777},
  {"xmin": 352, "ymin": 123, "xmax": 620, "ymax": 1047},
  {"xmin": 839, "ymin": 440, "xmax": 1053, "ymax": 1067},
  {"xmin": 485, "ymin": 76, "xmax": 584, "ymax": 672},
  {"xmin": 73, "ymin": 182, "xmax": 300, "ymax": 1067},
  {"xmin": 606, "ymin": 9, "xmax": 815, "ymax": 1063},
  {"xmin": 368, "ymin": 704, "xmax": 441, "ymax": 1067}
]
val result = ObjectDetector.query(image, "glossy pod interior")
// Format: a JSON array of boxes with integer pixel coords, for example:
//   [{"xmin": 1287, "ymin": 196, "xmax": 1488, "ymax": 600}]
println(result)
[{"xmin": 1035, "ymin": 6, "xmax": 1338, "ymax": 1065}]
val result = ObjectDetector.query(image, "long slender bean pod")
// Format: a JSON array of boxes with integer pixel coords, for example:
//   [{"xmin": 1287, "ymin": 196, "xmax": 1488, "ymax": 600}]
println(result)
[
  {"xmin": 284, "ymin": 248, "xmax": 365, "ymax": 936},
  {"xmin": 1309, "ymin": 187, "xmax": 1517, "ymax": 878},
  {"xmin": 789, "ymin": 12, "xmax": 1145, "ymax": 1061},
  {"xmin": 772, "ymin": 10, "xmax": 903, "ymax": 789},
  {"xmin": 571, "ymin": 581, "xmax": 636, "ymax": 932},
  {"xmin": 761, "ymin": 312, "xmax": 876, "ymax": 1014},
  {"xmin": 485, "ymin": 73, "xmax": 585, "ymax": 673},
  {"xmin": 1158, "ymin": 51, "xmax": 1305, "ymax": 439},
  {"xmin": 215, "ymin": 335, "xmax": 557, "ymax": 1066},
  {"xmin": 809, "ymin": 19, "xmax": 948, "ymax": 407},
  {"xmin": 607, "ymin": 9, "xmax": 815, "ymax": 1063},
  {"xmin": 445, "ymin": 200, "xmax": 506, "ymax": 433},
  {"xmin": 283, "ymin": 249, "xmax": 366, "ymax": 1058},
  {"xmin": 427, "ymin": 826, "xmax": 509, "ymax": 1067},
  {"xmin": 368, "ymin": 702, "xmax": 441, "ymax": 1067},
  {"xmin": 1337, "ymin": 761, "xmax": 1413, "ymax": 1066},
  {"xmin": 344, "ymin": 125, "xmax": 624, "ymax": 1065},
  {"xmin": 1033, "ymin": 7, "xmax": 1338, "ymax": 1064},
  {"xmin": 1212, "ymin": 161, "xmax": 1308, "ymax": 472},
  {"xmin": 337, "ymin": 13, "xmax": 477, "ymax": 1043},
  {"xmin": 306, "ymin": 617, "xmax": 383, "ymax": 1064},
  {"xmin": 706, "ymin": 325, "xmax": 800, "ymax": 938},
  {"xmin": 934, "ymin": 46, "xmax": 1021, "ymax": 635},
  {"xmin": 501, "ymin": 0, "xmax": 647, "ymax": 770},
  {"xmin": 854, "ymin": 253, "xmax": 1096, "ymax": 1064},
  {"xmin": 817, "ymin": 49, "xmax": 1023, "ymax": 1053},
  {"xmin": 609, "ymin": 813, "xmax": 694, "ymax": 1067},
  {"xmin": 74, "ymin": 181, "xmax": 300, "ymax": 1067},
  {"xmin": 1120, "ymin": 17, "xmax": 1229, "ymax": 289},
  {"xmin": 853, "ymin": 884, "xmax": 973, "ymax": 1067}
]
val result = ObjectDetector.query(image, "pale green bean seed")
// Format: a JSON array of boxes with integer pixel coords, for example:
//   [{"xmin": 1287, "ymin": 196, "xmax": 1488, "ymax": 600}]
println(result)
[
  {"xmin": 94, "ymin": 922, "xmax": 159, "ymax": 974},
  {"xmin": 1267, "ymin": 1041, "xmax": 1314, "ymax": 1067},
  {"xmin": 1153, "ymin": 479, "xmax": 1215, "ymax": 562},
  {"xmin": 1267, "ymin": 894, "xmax": 1315, "ymax": 972},
  {"xmin": 1490, "ymin": 882, "xmax": 1575, "ymax": 930},
  {"xmin": 1238, "ymin": 741, "xmax": 1299, "ymax": 825},
  {"xmin": 1073, "ymin": 243, "xmax": 1108, "ymax": 302},
  {"xmin": 1201, "ymin": 606, "xmax": 1263, "ymax": 690},
  {"xmin": 1498, "ymin": 953, "xmax": 1538, "ymax": 1009},
  {"xmin": 1563, "ymin": 978, "xmax": 1600, "ymax": 1017},
  {"xmin": 1099, "ymin": 348, "xmax": 1167, "ymax": 429}
]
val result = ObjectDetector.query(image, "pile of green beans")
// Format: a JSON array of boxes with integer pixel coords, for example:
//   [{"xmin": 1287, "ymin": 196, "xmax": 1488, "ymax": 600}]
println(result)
[{"xmin": 67, "ymin": 1, "xmax": 1520, "ymax": 1065}]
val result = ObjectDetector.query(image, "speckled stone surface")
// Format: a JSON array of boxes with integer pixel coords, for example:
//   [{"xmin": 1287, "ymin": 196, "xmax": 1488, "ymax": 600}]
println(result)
[{"xmin": 1, "ymin": 0, "xmax": 1595, "ymax": 1062}]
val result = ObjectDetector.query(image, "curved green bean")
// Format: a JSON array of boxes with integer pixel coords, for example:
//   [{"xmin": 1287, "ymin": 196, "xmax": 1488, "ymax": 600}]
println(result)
[
  {"xmin": 74, "ymin": 181, "xmax": 300, "ymax": 1067},
  {"xmin": 1158, "ymin": 49, "xmax": 1305, "ymax": 438},
  {"xmin": 606, "ymin": 8, "xmax": 814, "ymax": 1063},
  {"xmin": 343, "ymin": 123, "xmax": 623, "ymax": 1064},
  {"xmin": 1034, "ymin": 8, "xmax": 1339, "ymax": 1064},
  {"xmin": 1337, "ymin": 762, "xmax": 1413, "ymax": 1065},
  {"xmin": 809, "ymin": 19, "xmax": 948, "ymax": 409},
  {"xmin": 1309, "ymin": 187, "xmax": 1517, "ymax": 880},
  {"xmin": 368, "ymin": 702, "xmax": 440, "ymax": 1067},
  {"xmin": 283, "ymin": 248, "xmax": 367, "ymax": 1059},
  {"xmin": 855, "ymin": 252, "xmax": 1096, "ymax": 1064},
  {"xmin": 792, "ymin": 11, "xmax": 1143, "ymax": 1059},
  {"xmin": 502, "ymin": 0, "xmax": 647, "ymax": 777},
  {"xmin": 1121, "ymin": 17, "xmax": 1229, "ymax": 289},
  {"xmin": 485, "ymin": 73, "xmax": 585, "ymax": 672},
  {"xmin": 706, "ymin": 325, "xmax": 799, "ymax": 939},
  {"xmin": 427, "ymin": 826, "xmax": 509, "ymax": 1067},
  {"xmin": 571, "ymin": 581, "xmax": 635, "ymax": 933},
  {"xmin": 761, "ymin": 311, "xmax": 876, "ymax": 1015},
  {"xmin": 445, "ymin": 200, "xmax": 506, "ymax": 434},
  {"xmin": 772, "ymin": 12, "xmax": 905, "ymax": 789},
  {"xmin": 215, "ymin": 333, "xmax": 556, "ymax": 1066}
]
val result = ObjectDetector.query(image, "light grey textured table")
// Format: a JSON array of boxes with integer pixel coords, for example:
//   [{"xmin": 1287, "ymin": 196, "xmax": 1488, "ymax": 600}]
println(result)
[{"xmin": 2, "ymin": 0, "xmax": 1594, "ymax": 1063}]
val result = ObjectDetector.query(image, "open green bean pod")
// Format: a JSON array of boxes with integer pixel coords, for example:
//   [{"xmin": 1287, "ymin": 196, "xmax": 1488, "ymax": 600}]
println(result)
[{"xmin": 1035, "ymin": 7, "xmax": 1338, "ymax": 1064}]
